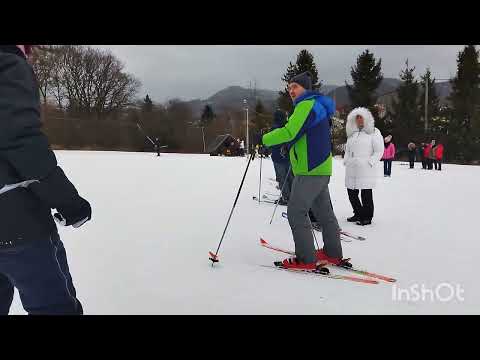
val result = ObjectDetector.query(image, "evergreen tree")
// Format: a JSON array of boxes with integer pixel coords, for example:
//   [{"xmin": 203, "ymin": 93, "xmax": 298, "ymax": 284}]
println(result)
[
  {"xmin": 419, "ymin": 68, "xmax": 440, "ymax": 133},
  {"xmin": 200, "ymin": 104, "xmax": 215, "ymax": 127},
  {"xmin": 391, "ymin": 60, "xmax": 421, "ymax": 144},
  {"xmin": 143, "ymin": 94, "xmax": 153, "ymax": 112},
  {"xmin": 295, "ymin": 50, "xmax": 321, "ymax": 91},
  {"xmin": 199, "ymin": 104, "xmax": 215, "ymax": 152},
  {"xmin": 251, "ymin": 99, "xmax": 271, "ymax": 135},
  {"xmin": 346, "ymin": 49, "xmax": 383, "ymax": 111},
  {"xmin": 449, "ymin": 45, "xmax": 480, "ymax": 162},
  {"xmin": 278, "ymin": 49, "xmax": 322, "ymax": 114}
]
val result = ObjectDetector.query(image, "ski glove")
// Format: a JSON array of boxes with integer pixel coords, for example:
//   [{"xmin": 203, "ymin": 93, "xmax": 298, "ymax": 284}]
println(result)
[
  {"xmin": 54, "ymin": 197, "xmax": 91, "ymax": 228},
  {"xmin": 29, "ymin": 166, "xmax": 92, "ymax": 228}
]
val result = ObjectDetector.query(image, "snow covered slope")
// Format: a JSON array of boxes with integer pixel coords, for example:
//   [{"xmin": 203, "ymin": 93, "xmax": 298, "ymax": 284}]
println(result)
[{"xmin": 9, "ymin": 152, "xmax": 480, "ymax": 314}]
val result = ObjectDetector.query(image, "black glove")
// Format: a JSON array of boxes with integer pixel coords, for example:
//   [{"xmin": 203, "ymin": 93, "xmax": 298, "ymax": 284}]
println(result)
[
  {"xmin": 29, "ymin": 166, "xmax": 92, "ymax": 228},
  {"xmin": 54, "ymin": 196, "xmax": 91, "ymax": 228},
  {"xmin": 280, "ymin": 145, "xmax": 289, "ymax": 158},
  {"xmin": 258, "ymin": 144, "xmax": 267, "ymax": 156}
]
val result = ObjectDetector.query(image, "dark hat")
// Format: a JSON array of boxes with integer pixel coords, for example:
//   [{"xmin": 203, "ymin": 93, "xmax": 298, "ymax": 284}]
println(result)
[{"xmin": 289, "ymin": 71, "xmax": 313, "ymax": 91}]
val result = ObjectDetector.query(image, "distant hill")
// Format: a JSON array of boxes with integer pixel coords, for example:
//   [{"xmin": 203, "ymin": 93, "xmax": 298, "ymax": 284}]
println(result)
[
  {"xmin": 327, "ymin": 78, "xmax": 402, "ymax": 108},
  {"xmin": 328, "ymin": 78, "xmax": 453, "ymax": 110},
  {"xmin": 180, "ymin": 79, "xmax": 452, "ymax": 118},
  {"xmin": 187, "ymin": 84, "xmax": 340, "ymax": 117},
  {"xmin": 376, "ymin": 80, "xmax": 453, "ymax": 109},
  {"xmin": 320, "ymin": 84, "xmax": 339, "ymax": 95},
  {"xmin": 434, "ymin": 81, "xmax": 453, "ymax": 105},
  {"xmin": 186, "ymin": 86, "xmax": 278, "ymax": 117}
]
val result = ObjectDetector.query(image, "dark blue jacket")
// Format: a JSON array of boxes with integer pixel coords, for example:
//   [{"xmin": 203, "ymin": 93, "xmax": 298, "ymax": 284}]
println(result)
[
  {"xmin": 0, "ymin": 48, "xmax": 82, "ymax": 246},
  {"xmin": 270, "ymin": 110, "xmax": 289, "ymax": 164}
]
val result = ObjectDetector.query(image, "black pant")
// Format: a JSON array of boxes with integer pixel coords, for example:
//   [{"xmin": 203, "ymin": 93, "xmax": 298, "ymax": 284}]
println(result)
[
  {"xmin": 0, "ymin": 232, "xmax": 82, "ymax": 315},
  {"xmin": 421, "ymin": 159, "xmax": 427, "ymax": 169},
  {"xmin": 408, "ymin": 153, "xmax": 415, "ymax": 168},
  {"xmin": 434, "ymin": 160, "xmax": 442, "ymax": 170},
  {"xmin": 427, "ymin": 159, "xmax": 434, "ymax": 170},
  {"xmin": 347, "ymin": 189, "xmax": 374, "ymax": 221},
  {"xmin": 273, "ymin": 161, "xmax": 293, "ymax": 201},
  {"xmin": 384, "ymin": 159, "xmax": 392, "ymax": 176}
]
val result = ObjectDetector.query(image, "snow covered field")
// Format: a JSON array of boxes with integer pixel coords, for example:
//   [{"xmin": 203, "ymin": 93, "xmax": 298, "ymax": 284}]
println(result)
[{"xmin": 9, "ymin": 151, "xmax": 480, "ymax": 314}]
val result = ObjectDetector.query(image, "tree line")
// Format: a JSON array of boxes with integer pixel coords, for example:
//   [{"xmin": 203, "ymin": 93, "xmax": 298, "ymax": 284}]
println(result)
[
  {"xmin": 32, "ymin": 45, "xmax": 480, "ymax": 162},
  {"xmin": 276, "ymin": 47, "xmax": 480, "ymax": 163}
]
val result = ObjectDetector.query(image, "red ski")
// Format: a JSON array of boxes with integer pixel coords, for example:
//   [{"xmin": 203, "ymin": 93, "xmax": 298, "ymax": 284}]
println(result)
[
  {"xmin": 260, "ymin": 264, "xmax": 378, "ymax": 284},
  {"xmin": 260, "ymin": 238, "xmax": 396, "ymax": 283}
]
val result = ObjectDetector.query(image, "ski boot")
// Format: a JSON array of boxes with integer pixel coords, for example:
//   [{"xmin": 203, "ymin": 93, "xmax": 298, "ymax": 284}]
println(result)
[
  {"xmin": 274, "ymin": 257, "xmax": 330, "ymax": 275},
  {"xmin": 347, "ymin": 215, "xmax": 360, "ymax": 223},
  {"xmin": 356, "ymin": 219, "xmax": 372, "ymax": 226},
  {"xmin": 315, "ymin": 248, "xmax": 352, "ymax": 268}
]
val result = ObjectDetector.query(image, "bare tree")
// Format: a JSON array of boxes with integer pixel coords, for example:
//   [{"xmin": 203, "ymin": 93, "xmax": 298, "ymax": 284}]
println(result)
[{"xmin": 32, "ymin": 45, "xmax": 141, "ymax": 118}]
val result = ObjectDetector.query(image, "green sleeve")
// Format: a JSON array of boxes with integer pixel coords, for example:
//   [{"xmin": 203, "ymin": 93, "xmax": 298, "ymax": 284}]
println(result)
[{"xmin": 262, "ymin": 100, "xmax": 314, "ymax": 147}]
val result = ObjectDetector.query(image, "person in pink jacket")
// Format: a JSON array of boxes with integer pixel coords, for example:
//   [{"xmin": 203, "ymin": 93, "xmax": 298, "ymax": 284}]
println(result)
[{"xmin": 382, "ymin": 135, "xmax": 395, "ymax": 177}]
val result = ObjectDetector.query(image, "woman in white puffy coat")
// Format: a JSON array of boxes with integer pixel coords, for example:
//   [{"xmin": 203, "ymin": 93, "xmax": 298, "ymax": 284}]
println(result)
[{"xmin": 344, "ymin": 107, "xmax": 384, "ymax": 226}]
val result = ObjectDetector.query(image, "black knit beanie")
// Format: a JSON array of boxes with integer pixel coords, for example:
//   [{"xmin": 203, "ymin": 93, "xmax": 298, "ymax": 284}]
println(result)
[{"xmin": 288, "ymin": 71, "xmax": 313, "ymax": 90}]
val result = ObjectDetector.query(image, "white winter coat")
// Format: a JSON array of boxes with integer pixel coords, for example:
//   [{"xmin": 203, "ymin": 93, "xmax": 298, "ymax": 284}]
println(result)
[{"xmin": 344, "ymin": 107, "xmax": 384, "ymax": 190}]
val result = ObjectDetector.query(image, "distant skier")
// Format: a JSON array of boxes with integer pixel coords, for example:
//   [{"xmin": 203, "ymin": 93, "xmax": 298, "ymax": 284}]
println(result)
[
  {"xmin": 270, "ymin": 110, "xmax": 293, "ymax": 205},
  {"xmin": 344, "ymin": 108, "xmax": 384, "ymax": 226},
  {"xmin": 0, "ymin": 45, "xmax": 91, "ymax": 315},
  {"xmin": 258, "ymin": 71, "xmax": 347, "ymax": 271},
  {"xmin": 407, "ymin": 142, "xmax": 416, "ymax": 169},
  {"xmin": 382, "ymin": 135, "xmax": 395, "ymax": 177},
  {"xmin": 154, "ymin": 137, "xmax": 161, "ymax": 156}
]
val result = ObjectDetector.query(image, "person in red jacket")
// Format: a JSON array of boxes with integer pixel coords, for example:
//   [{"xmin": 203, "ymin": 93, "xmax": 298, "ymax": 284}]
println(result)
[
  {"xmin": 424, "ymin": 141, "xmax": 434, "ymax": 170},
  {"xmin": 434, "ymin": 143, "xmax": 444, "ymax": 171}
]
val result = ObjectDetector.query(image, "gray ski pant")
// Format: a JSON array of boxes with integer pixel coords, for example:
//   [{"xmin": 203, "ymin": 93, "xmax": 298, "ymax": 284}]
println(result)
[{"xmin": 287, "ymin": 175, "xmax": 342, "ymax": 263}]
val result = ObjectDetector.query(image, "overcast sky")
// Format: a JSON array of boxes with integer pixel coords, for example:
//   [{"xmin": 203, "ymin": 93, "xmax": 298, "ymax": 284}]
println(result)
[{"xmin": 93, "ymin": 45, "xmax": 465, "ymax": 103}]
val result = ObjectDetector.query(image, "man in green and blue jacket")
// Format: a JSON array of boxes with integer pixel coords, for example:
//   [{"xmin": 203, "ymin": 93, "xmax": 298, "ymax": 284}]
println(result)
[{"xmin": 260, "ymin": 72, "xmax": 343, "ymax": 266}]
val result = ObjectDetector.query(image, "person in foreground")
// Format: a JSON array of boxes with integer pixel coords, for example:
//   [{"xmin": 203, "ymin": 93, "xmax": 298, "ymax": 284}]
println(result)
[
  {"xmin": 0, "ymin": 45, "xmax": 91, "ymax": 315},
  {"xmin": 258, "ymin": 72, "xmax": 348, "ymax": 271},
  {"xmin": 344, "ymin": 107, "xmax": 384, "ymax": 226}
]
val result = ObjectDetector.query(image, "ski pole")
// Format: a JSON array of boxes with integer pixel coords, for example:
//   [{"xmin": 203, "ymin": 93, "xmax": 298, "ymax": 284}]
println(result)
[
  {"xmin": 209, "ymin": 151, "xmax": 255, "ymax": 265},
  {"xmin": 136, "ymin": 123, "xmax": 156, "ymax": 145},
  {"xmin": 307, "ymin": 214, "xmax": 321, "ymax": 251},
  {"xmin": 257, "ymin": 129, "xmax": 266, "ymax": 204},
  {"xmin": 269, "ymin": 165, "xmax": 292, "ymax": 225},
  {"xmin": 258, "ymin": 152, "xmax": 263, "ymax": 204}
]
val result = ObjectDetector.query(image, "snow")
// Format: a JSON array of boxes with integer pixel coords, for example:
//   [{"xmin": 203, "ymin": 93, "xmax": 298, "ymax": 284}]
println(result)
[{"xmin": 9, "ymin": 151, "xmax": 480, "ymax": 314}]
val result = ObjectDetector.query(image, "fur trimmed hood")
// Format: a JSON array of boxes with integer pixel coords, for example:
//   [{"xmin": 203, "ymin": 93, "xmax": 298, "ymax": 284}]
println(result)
[{"xmin": 346, "ymin": 107, "xmax": 375, "ymax": 137}]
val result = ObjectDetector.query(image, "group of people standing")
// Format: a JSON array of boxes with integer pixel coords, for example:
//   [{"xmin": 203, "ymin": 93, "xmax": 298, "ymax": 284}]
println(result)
[
  {"xmin": 408, "ymin": 141, "xmax": 444, "ymax": 171},
  {"xmin": 420, "ymin": 140, "xmax": 444, "ymax": 171}
]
